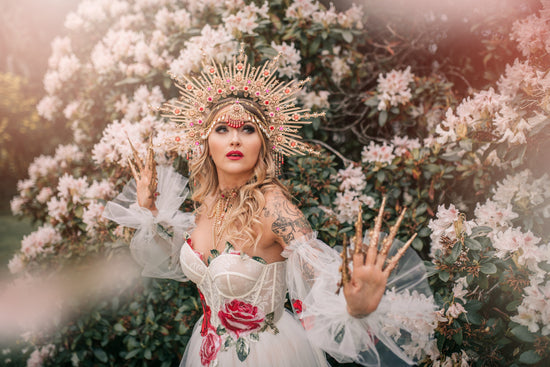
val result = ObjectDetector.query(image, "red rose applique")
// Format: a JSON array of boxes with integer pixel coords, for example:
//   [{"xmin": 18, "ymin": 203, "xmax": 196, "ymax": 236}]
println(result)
[
  {"xmin": 198, "ymin": 291, "xmax": 211, "ymax": 337},
  {"xmin": 200, "ymin": 326, "xmax": 221, "ymax": 366},
  {"xmin": 292, "ymin": 299, "xmax": 303, "ymax": 314},
  {"xmin": 218, "ymin": 299, "xmax": 265, "ymax": 338}
]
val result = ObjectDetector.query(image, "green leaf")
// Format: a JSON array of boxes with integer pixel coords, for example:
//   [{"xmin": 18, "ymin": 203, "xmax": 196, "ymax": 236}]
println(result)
[
  {"xmin": 452, "ymin": 329, "xmax": 463, "ymax": 345},
  {"xmin": 438, "ymin": 271, "xmax": 450, "ymax": 282},
  {"xmin": 464, "ymin": 237, "xmax": 482, "ymax": 251},
  {"xmin": 445, "ymin": 241, "xmax": 462, "ymax": 264},
  {"xmin": 378, "ymin": 110, "xmax": 388, "ymax": 126},
  {"xmin": 144, "ymin": 349, "xmax": 152, "ymax": 360},
  {"xmin": 519, "ymin": 350, "xmax": 542, "ymax": 364},
  {"xmin": 236, "ymin": 338, "xmax": 250, "ymax": 362},
  {"xmin": 480, "ymin": 262, "xmax": 497, "ymax": 274},
  {"xmin": 510, "ymin": 325, "xmax": 536, "ymax": 343},
  {"xmin": 125, "ymin": 348, "xmax": 140, "ymax": 359},
  {"xmin": 342, "ymin": 30, "xmax": 353, "ymax": 43},
  {"xmin": 113, "ymin": 323, "xmax": 126, "ymax": 333},
  {"xmin": 93, "ymin": 348, "xmax": 108, "ymax": 363}
]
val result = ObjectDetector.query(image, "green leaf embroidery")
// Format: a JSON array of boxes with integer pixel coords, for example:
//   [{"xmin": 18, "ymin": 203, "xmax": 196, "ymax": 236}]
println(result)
[
  {"xmin": 334, "ymin": 325, "xmax": 345, "ymax": 344},
  {"xmin": 208, "ymin": 249, "xmax": 220, "ymax": 265},
  {"xmin": 224, "ymin": 336, "xmax": 235, "ymax": 349},
  {"xmin": 249, "ymin": 333, "xmax": 260, "ymax": 342},
  {"xmin": 236, "ymin": 338, "xmax": 250, "ymax": 362},
  {"xmin": 156, "ymin": 224, "xmax": 174, "ymax": 240},
  {"xmin": 216, "ymin": 325, "xmax": 226, "ymax": 335},
  {"xmin": 252, "ymin": 256, "xmax": 267, "ymax": 265}
]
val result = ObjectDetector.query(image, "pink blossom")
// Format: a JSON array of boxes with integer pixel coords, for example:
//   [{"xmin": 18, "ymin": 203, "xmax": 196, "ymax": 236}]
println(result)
[
  {"xmin": 10, "ymin": 196, "xmax": 26, "ymax": 216},
  {"xmin": 54, "ymin": 144, "xmax": 84, "ymax": 168},
  {"xmin": 446, "ymin": 302, "xmax": 466, "ymax": 319},
  {"xmin": 46, "ymin": 196, "xmax": 68, "ymax": 222},
  {"xmin": 86, "ymin": 180, "xmax": 115, "ymax": 201},
  {"xmin": 83, "ymin": 201, "xmax": 107, "ymax": 234},
  {"xmin": 28, "ymin": 155, "xmax": 58, "ymax": 181},
  {"xmin": 474, "ymin": 200, "xmax": 518, "ymax": 229},
  {"xmin": 36, "ymin": 188, "xmax": 54, "ymax": 204},
  {"xmin": 20, "ymin": 225, "xmax": 61, "ymax": 259},
  {"xmin": 57, "ymin": 173, "xmax": 89, "ymax": 204}
]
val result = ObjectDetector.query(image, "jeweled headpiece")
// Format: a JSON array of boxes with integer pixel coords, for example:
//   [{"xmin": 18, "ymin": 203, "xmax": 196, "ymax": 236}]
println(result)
[{"xmin": 159, "ymin": 44, "xmax": 323, "ymax": 158}]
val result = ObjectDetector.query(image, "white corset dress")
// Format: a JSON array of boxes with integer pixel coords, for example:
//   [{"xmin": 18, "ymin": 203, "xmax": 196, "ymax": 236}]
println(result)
[
  {"xmin": 179, "ymin": 240, "xmax": 328, "ymax": 366},
  {"xmin": 104, "ymin": 165, "xmax": 438, "ymax": 367}
]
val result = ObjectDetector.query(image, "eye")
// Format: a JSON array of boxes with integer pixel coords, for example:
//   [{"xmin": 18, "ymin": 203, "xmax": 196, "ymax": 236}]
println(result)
[
  {"xmin": 214, "ymin": 125, "xmax": 228, "ymax": 133},
  {"xmin": 242, "ymin": 124, "xmax": 256, "ymax": 134}
]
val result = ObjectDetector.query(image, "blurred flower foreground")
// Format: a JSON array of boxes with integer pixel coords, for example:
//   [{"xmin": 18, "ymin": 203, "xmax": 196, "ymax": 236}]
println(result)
[{"xmin": 3, "ymin": 0, "xmax": 550, "ymax": 366}]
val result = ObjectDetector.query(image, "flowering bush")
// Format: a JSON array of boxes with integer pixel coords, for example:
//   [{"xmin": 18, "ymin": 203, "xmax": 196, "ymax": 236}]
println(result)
[{"xmin": 4, "ymin": 0, "xmax": 550, "ymax": 366}]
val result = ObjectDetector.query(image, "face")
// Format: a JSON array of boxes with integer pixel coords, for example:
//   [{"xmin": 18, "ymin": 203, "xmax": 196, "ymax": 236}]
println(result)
[{"xmin": 207, "ymin": 119, "xmax": 263, "ymax": 181}]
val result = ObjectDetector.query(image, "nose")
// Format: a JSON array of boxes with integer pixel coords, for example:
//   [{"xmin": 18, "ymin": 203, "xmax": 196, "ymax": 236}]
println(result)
[{"xmin": 229, "ymin": 129, "xmax": 241, "ymax": 146}]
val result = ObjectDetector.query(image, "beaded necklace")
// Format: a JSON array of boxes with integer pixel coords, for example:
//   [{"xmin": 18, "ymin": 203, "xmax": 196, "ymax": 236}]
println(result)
[{"xmin": 208, "ymin": 187, "xmax": 239, "ymax": 248}]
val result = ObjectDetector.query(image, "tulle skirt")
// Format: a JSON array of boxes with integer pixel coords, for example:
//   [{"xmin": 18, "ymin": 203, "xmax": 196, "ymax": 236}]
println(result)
[{"xmin": 180, "ymin": 310, "xmax": 329, "ymax": 367}]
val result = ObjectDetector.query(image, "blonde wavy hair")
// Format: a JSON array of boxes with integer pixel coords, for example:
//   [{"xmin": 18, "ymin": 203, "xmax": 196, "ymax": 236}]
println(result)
[{"xmin": 189, "ymin": 99, "xmax": 289, "ymax": 250}]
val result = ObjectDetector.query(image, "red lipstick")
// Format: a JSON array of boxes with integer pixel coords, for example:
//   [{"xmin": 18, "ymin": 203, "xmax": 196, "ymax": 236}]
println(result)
[{"xmin": 226, "ymin": 150, "xmax": 244, "ymax": 160}]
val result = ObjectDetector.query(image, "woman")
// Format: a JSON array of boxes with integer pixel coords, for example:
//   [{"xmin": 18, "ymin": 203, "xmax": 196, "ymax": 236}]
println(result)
[{"xmin": 104, "ymin": 47, "xmax": 435, "ymax": 366}]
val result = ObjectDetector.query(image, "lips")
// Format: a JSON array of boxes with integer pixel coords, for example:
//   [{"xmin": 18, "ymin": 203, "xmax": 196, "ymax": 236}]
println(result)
[{"xmin": 226, "ymin": 150, "xmax": 244, "ymax": 160}]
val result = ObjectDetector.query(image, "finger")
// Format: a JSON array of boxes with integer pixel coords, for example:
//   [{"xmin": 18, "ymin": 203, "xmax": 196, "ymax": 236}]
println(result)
[
  {"xmin": 383, "ymin": 232, "xmax": 417, "ymax": 275},
  {"xmin": 352, "ymin": 249, "xmax": 364, "ymax": 275},
  {"xmin": 127, "ymin": 158, "xmax": 139, "ymax": 180},
  {"xmin": 354, "ymin": 207, "xmax": 363, "ymax": 256},
  {"xmin": 380, "ymin": 208, "xmax": 407, "ymax": 259},
  {"xmin": 366, "ymin": 197, "xmax": 386, "ymax": 265},
  {"xmin": 127, "ymin": 137, "xmax": 144, "ymax": 171}
]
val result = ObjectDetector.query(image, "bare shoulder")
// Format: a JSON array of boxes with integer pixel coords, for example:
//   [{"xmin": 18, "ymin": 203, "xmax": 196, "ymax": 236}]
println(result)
[{"xmin": 262, "ymin": 187, "xmax": 312, "ymax": 246}]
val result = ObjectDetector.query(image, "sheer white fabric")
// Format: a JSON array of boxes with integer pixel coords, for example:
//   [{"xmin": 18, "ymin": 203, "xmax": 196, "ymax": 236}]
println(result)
[
  {"xmin": 104, "ymin": 166, "xmax": 436, "ymax": 367},
  {"xmin": 103, "ymin": 165, "xmax": 195, "ymax": 281}
]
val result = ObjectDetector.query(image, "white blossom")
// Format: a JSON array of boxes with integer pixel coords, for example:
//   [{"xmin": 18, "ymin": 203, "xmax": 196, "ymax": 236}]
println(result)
[
  {"xmin": 271, "ymin": 41, "xmax": 301, "ymax": 78},
  {"xmin": 361, "ymin": 141, "xmax": 396, "ymax": 165},
  {"xmin": 333, "ymin": 164, "xmax": 366, "ymax": 192},
  {"xmin": 377, "ymin": 66, "xmax": 414, "ymax": 111},
  {"xmin": 299, "ymin": 90, "xmax": 330, "ymax": 109},
  {"xmin": 36, "ymin": 95, "xmax": 62, "ymax": 121},
  {"xmin": 8, "ymin": 254, "xmax": 25, "ymax": 274}
]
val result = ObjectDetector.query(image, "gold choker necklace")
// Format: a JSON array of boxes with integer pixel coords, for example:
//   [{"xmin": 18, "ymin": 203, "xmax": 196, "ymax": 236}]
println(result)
[{"xmin": 208, "ymin": 187, "xmax": 239, "ymax": 247}]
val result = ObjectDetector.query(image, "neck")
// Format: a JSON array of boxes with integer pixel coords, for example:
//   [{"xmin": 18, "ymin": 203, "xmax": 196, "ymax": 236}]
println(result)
[{"xmin": 216, "ymin": 171, "xmax": 253, "ymax": 192}]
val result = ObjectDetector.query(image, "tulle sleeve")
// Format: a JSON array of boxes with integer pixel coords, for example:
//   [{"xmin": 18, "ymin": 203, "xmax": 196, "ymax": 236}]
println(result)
[
  {"xmin": 282, "ymin": 232, "xmax": 436, "ymax": 367},
  {"xmin": 103, "ymin": 165, "xmax": 195, "ymax": 281}
]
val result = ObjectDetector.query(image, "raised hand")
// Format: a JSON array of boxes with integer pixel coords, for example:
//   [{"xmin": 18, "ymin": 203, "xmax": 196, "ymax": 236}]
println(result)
[
  {"xmin": 127, "ymin": 136, "xmax": 158, "ymax": 213},
  {"xmin": 340, "ymin": 197, "xmax": 417, "ymax": 317}
]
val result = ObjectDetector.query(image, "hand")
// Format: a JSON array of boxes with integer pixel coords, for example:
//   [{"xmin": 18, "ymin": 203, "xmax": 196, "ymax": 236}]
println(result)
[
  {"xmin": 342, "ymin": 197, "xmax": 416, "ymax": 317},
  {"xmin": 127, "ymin": 136, "xmax": 158, "ymax": 214}
]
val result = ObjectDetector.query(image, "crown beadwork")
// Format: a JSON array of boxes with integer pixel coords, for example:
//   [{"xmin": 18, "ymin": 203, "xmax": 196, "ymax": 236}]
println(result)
[{"xmin": 159, "ymin": 44, "xmax": 324, "ymax": 157}]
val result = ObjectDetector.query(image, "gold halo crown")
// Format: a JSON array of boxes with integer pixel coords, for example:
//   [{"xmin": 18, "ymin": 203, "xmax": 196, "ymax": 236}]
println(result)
[{"xmin": 159, "ymin": 44, "xmax": 324, "ymax": 158}]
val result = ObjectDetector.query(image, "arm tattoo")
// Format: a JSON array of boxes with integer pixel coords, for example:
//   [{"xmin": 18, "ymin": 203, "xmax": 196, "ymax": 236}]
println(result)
[{"xmin": 263, "ymin": 191, "xmax": 311, "ymax": 244}]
